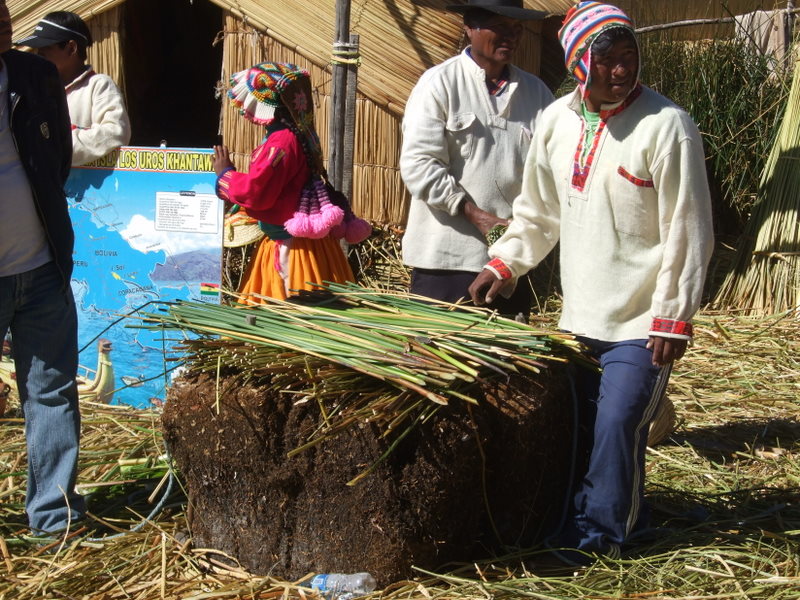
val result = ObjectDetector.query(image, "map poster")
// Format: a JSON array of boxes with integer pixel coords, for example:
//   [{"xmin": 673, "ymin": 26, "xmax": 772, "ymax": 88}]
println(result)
[{"xmin": 67, "ymin": 146, "xmax": 223, "ymax": 408}]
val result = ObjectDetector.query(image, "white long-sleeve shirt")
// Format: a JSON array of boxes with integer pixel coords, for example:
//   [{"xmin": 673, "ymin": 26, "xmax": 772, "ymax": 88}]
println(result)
[
  {"xmin": 66, "ymin": 67, "xmax": 131, "ymax": 166},
  {"xmin": 490, "ymin": 85, "xmax": 714, "ymax": 342},
  {"xmin": 400, "ymin": 49, "xmax": 553, "ymax": 272}
]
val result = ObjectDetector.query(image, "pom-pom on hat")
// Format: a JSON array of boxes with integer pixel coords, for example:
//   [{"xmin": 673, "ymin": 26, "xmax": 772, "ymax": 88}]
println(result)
[
  {"xmin": 227, "ymin": 62, "xmax": 310, "ymax": 125},
  {"xmin": 559, "ymin": 2, "xmax": 634, "ymax": 96}
]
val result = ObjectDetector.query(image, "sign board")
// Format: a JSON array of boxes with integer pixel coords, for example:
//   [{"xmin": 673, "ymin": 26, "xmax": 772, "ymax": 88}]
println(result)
[{"xmin": 67, "ymin": 146, "xmax": 223, "ymax": 408}]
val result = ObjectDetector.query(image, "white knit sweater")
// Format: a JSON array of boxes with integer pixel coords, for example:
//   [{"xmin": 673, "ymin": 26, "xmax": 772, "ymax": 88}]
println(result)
[
  {"xmin": 490, "ymin": 86, "xmax": 714, "ymax": 341},
  {"xmin": 66, "ymin": 67, "xmax": 131, "ymax": 166},
  {"xmin": 400, "ymin": 49, "xmax": 553, "ymax": 272}
]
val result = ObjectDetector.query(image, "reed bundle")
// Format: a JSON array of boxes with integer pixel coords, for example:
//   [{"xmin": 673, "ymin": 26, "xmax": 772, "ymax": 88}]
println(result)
[
  {"xmin": 147, "ymin": 283, "xmax": 584, "ymax": 394},
  {"xmin": 714, "ymin": 57, "xmax": 800, "ymax": 315},
  {"xmin": 135, "ymin": 284, "xmax": 585, "ymax": 472}
]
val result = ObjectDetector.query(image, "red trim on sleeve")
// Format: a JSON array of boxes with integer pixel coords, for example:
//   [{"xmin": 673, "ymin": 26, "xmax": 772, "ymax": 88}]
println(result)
[
  {"xmin": 487, "ymin": 258, "xmax": 513, "ymax": 280},
  {"xmin": 650, "ymin": 318, "xmax": 693, "ymax": 337}
]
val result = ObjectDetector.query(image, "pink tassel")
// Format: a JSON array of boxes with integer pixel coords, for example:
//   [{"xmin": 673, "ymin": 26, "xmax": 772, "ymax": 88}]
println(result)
[
  {"xmin": 284, "ymin": 212, "xmax": 312, "ymax": 237},
  {"xmin": 306, "ymin": 178, "xmax": 343, "ymax": 238},
  {"xmin": 344, "ymin": 216, "xmax": 372, "ymax": 244},
  {"xmin": 284, "ymin": 185, "xmax": 316, "ymax": 238}
]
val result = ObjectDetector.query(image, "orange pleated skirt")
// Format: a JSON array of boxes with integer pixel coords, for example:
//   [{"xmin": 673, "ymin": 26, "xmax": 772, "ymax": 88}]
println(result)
[{"xmin": 238, "ymin": 235, "xmax": 355, "ymax": 303}]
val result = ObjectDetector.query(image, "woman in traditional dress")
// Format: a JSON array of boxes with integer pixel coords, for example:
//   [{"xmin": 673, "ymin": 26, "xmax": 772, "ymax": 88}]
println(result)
[{"xmin": 213, "ymin": 62, "xmax": 370, "ymax": 302}]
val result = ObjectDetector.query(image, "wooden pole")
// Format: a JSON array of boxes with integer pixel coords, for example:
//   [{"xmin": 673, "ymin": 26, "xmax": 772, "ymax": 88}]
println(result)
[
  {"xmin": 328, "ymin": 0, "xmax": 351, "ymax": 190},
  {"xmin": 785, "ymin": 1, "xmax": 797, "ymax": 68},
  {"xmin": 341, "ymin": 33, "xmax": 359, "ymax": 201}
]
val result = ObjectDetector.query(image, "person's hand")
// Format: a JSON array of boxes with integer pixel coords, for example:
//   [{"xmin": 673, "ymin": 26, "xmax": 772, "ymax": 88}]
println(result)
[
  {"xmin": 213, "ymin": 145, "xmax": 234, "ymax": 177},
  {"xmin": 463, "ymin": 201, "xmax": 509, "ymax": 237},
  {"xmin": 647, "ymin": 336, "xmax": 688, "ymax": 367},
  {"xmin": 469, "ymin": 269, "xmax": 512, "ymax": 306}
]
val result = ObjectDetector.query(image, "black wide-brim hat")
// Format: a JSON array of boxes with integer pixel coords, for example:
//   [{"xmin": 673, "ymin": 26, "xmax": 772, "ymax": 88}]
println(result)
[{"xmin": 446, "ymin": 0, "xmax": 548, "ymax": 20}]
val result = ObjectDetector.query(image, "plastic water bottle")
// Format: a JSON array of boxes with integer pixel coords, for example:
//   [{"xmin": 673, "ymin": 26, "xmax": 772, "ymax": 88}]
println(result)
[{"xmin": 310, "ymin": 572, "xmax": 376, "ymax": 599}]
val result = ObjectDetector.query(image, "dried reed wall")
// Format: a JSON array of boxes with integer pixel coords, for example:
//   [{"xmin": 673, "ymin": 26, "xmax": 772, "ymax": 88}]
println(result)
[
  {"xmin": 85, "ymin": 6, "xmax": 124, "ymax": 96},
  {"xmin": 9, "ymin": 1, "xmax": 125, "ymax": 93},
  {"xmin": 220, "ymin": 6, "xmax": 546, "ymax": 226}
]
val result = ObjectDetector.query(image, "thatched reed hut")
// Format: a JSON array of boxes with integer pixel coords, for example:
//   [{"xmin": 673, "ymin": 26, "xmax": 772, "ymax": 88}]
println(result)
[{"xmin": 9, "ymin": 0, "xmax": 573, "ymax": 227}]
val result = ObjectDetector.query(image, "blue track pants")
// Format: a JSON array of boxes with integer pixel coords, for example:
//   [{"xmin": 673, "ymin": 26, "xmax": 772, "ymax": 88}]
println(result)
[{"xmin": 556, "ymin": 337, "xmax": 670, "ymax": 556}]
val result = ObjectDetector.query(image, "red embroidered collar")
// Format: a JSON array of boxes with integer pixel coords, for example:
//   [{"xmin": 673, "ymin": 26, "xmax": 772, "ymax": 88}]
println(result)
[{"xmin": 571, "ymin": 84, "xmax": 642, "ymax": 191}]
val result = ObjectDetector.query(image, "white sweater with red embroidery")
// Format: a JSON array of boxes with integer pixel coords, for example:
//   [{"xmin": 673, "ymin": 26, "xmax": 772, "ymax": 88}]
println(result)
[{"xmin": 489, "ymin": 85, "xmax": 714, "ymax": 342}]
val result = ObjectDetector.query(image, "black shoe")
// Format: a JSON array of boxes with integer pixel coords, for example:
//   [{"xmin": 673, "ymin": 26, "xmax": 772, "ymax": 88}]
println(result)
[{"xmin": 541, "ymin": 538, "xmax": 615, "ymax": 567}]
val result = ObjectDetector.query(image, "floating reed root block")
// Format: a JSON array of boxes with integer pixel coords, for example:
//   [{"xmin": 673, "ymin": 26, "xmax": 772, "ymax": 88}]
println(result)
[{"xmin": 161, "ymin": 369, "xmax": 573, "ymax": 584}]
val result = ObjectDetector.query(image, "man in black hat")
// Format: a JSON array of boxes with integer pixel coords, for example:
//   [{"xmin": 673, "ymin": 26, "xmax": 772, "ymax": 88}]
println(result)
[
  {"xmin": 16, "ymin": 11, "xmax": 130, "ymax": 166},
  {"xmin": 0, "ymin": 0, "xmax": 87, "ymax": 535},
  {"xmin": 400, "ymin": 1, "xmax": 554, "ymax": 318}
]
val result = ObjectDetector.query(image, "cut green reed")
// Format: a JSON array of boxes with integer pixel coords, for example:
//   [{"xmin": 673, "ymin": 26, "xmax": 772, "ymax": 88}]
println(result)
[
  {"xmin": 133, "ymin": 283, "xmax": 588, "ymax": 467},
  {"xmin": 136, "ymin": 283, "xmax": 587, "ymax": 398},
  {"xmin": 714, "ymin": 56, "xmax": 800, "ymax": 315}
]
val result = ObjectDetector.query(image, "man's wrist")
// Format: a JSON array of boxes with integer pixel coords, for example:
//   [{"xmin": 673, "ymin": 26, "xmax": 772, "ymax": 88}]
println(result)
[
  {"xmin": 484, "ymin": 257, "xmax": 513, "ymax": 280},
  {"xmin": 649, "ymin": 318, "xmax": 693, "ymax": 341}
]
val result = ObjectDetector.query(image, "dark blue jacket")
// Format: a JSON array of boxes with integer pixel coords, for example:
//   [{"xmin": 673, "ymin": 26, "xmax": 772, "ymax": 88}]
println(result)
[{"xmin": 3, "ymin": 49, "xmax": 73, "ymax": 284}]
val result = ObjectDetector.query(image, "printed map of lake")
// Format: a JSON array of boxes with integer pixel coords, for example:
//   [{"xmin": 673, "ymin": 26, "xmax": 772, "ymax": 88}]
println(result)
[{"xmin": 66, "ymin": 147, "xmax": 222, "ymax": 408}]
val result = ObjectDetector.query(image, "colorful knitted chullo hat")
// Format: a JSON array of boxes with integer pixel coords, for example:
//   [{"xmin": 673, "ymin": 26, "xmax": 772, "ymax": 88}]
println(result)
[
  {"xmin": 228, "ymin": 62, "xmax": 348, "ymax": 240},
  {"xmin": 227, "ymin": 62, "xmax": 309, "ymax": 125},
  {"xmin": 558, "ymin": 1, "xmax": 634, "ymax": 97}
]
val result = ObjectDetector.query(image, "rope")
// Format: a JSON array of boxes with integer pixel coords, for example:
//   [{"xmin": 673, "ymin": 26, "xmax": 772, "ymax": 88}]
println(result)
[
  {"xmin": 85, "ymin": 448, "xmax": 178, "ymax": 542},
  {"xmin": 331, "ymin": 43, "xmax": 361, "ymax": 67}
]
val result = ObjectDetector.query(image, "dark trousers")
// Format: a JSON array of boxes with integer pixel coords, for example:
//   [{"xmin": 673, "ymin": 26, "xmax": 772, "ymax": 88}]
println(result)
[{"xmin": 410, "ymin": 268, "xmax": 533, "ymax": 317}]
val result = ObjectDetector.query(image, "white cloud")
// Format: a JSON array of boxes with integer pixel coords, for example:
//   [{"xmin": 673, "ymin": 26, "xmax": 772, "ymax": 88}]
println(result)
[
  {"xmin": 191, "ymin": 182, "xmax": 215, "ymax": 194},
  {"xmin": 120, "ymin": 214, "xmax": 221, "ymax": 254}
]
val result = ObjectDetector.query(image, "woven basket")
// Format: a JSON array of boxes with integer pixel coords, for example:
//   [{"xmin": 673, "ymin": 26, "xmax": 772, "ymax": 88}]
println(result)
[
  {"xmin": 223, "ymin": 212, "xmax": 265, "ymax": 248},
  {"xmin": 648, "ymin": 393, "xmax": 677, "ymax": 446}
]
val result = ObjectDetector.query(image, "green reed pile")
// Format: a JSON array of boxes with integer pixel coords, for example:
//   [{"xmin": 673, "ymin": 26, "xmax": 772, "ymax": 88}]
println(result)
[{"xmin": 135, "ymin": 283, "xmax": 585, "ymax": 474}]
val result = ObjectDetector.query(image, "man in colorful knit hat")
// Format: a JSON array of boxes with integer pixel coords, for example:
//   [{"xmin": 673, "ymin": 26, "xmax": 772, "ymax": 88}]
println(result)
[
  {"xmin": 400, "ymin": 0, "xmax": 554, "ymax": 317},
  {"xmin": 470, "ymin": 1, "xmax": 714, "ymax": 564}
]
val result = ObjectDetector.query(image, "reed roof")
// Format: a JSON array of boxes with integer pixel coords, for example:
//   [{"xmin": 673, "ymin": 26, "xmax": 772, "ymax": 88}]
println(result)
[{"xmin": 10, "ymin": 0, "xmax": 572, "ymax": 116}]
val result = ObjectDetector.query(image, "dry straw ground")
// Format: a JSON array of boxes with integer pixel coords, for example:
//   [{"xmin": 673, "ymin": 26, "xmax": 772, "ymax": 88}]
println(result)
[{"xmin": 0, "ymin": 309, "xmax": 798, "ymax": 599}]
